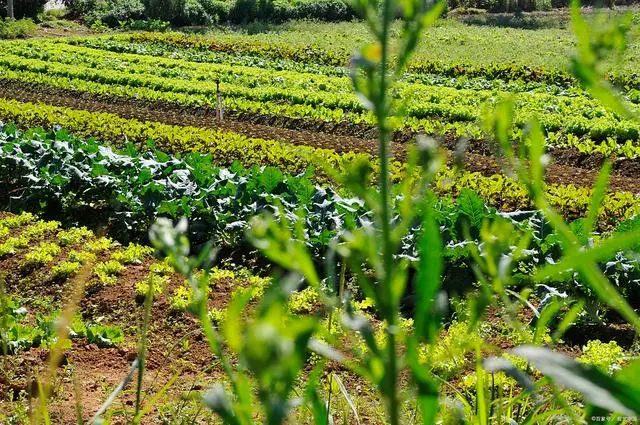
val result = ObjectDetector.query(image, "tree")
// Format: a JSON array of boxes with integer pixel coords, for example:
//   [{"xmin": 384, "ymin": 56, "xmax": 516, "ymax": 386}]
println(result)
[{"xmin": 7, "ymin": 0, "xmax": 14, "ymax": 18}]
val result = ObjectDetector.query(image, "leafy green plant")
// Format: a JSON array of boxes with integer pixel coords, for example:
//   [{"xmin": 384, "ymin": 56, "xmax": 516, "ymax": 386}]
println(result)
[
  {"xmin": 22, "ymin": 242, "xmax": 61, "ymax": 268},
  {"xmin": 93, "ymin": 260, "xmax": 125, "ymax": 285},
  {"xmin": 3, "ymin": 99, "xmax": 640, "ymax": 227},
  {"xmin": 112, "ymin": 243, "xmax": 154, "ymax": 265},
  {"xmin": 135, "ymin": 273, "xmax": 168, "ymax": 299},
  {"xmin": 3, "ymin": 1, "xmax": 640, "ymax": 423},
  {"xmin": 419, "ymin": 321, "xmax": 483, "ymax": 379},
  {"xmin": 151, "ymin": 218, "xmax": 321, "ymax": 425},
  {"xmin": 168, "ymin": 285, "xmax": 192, "ymax": 312},
  {"xmin": 67, "ymin": 249, "xmax": 97, "ymax": 264},
  {"xmin": 579, "ymin": 340, "xmax": 625, "ymax": 373},
  {"xmin": 56, "ymin": 227, "xmax": 93, "ymax": 247},
  {"xmin": 49, "ymin": 260, "xmax": 82, "ymax": 280},
  {"xmin": 147, "ymin": 2, "xmax": 640, "ymax": 424},
  {"xmin": 85, "ymin": 236, "xmax": 115, "ymax": 253},
  {"xmin": 4, "ymin": 39, "xmax": 640, "ymax": 153},
  {"xmin": 150, "ymin": 0, "xmax": 452, "ymax": 422},
  {"xmin": 288, "ymin": 286, "xmax": 319, "ymax": 314},
  {"xmin": 85, "ymin": 324, "xmax": 124, "ymax": 347},
  {"xmin": 0, "ymin": 302, "xmax": 79, "ymax": 354}
]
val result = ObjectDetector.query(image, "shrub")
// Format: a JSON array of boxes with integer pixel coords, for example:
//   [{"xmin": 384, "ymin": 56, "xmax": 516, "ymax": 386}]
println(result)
[
  {"xmin": 84, "ymin": 0, "xmax": 145, "ymax": 26},
  {"xmin": 447, "ymin": 6, "xmax": 488, "ymax": 16},
  {"xmin": 119, "ymin": 18, "xmax": 170, "ymax": 31},
  {"xmin": 204, "ymin": 0, "xmax": 232, "ymax": 21},
  {"xmin": 66, "ymin": 0, "xmax": 355, "ymax": 24},
  {"xmin": 142, "ymin": 0, "xmax": 216, "ymax": 25},
  {"xmin": 225, "ymin": 0, "xmax": 355, "ymax": 23},
  {"xmin": 282, "ymin": 0, "xmax": 354, "ymax": 21},
  {"xmin": 0, "ymin": 17, "xmax": 37, "ymax": 39},
  {"xmin": 61, "ymin": 0, "xmax": 95, "ymax": 17}
]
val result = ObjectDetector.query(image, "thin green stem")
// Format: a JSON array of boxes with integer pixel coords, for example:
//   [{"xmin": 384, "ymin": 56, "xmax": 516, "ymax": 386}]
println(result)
[
  {"xmin": 375, "ymin": 3, "xmax": 399, "ymax": 423},
  {"xmin": 0, "ymin": 274, "xmax": 8, "ymax": 359},
  {"xmin": 135, "ymin": 283, "xmax": 155, "ymax": 419},
  {"xmin": 192, "ymin": 273, "xmax": 250, "ymax": 423}
]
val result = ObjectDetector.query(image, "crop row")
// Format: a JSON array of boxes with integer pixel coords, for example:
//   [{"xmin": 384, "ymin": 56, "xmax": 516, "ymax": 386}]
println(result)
[
  {"xmin": 4, "ymin": 39, "xmax": 595, "ymax": 110},
  {"xmin": 1, "ymin": 40, "xmax": 640, "ymax": 158},
  {"xmin": 0, "ymin": 124, "xmax": 362, "ymax": 253},
  {"xmin": 1, "ymin": 132, "xmax": 639, "ymax": 313},
  {"xmin": 0, "ymin": 98, "xmax": 365, "ymax": 176},
  {"xmin": 0, "ymin": 213, "xmax": 132, "ymax": 353},
  {"xmin": 58, "ymin": 37, "xmax": 578, "ymax": 98},
  {"xmin": 120, "ymin": 32, "xmax": 640, "ymax": 91},
  {"xmin": 0, "ymin": 98, "xmax": 638, "ymax": 227}
]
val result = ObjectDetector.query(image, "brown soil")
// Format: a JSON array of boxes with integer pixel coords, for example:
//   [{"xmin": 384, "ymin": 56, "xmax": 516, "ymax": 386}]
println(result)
[
  {"xmin": 34, "ymin": 27, "xmax": 94, "ymax": 39},
  {"xmin": 1, "ymin": 81, "xmax": 640, "ymax": 195}
]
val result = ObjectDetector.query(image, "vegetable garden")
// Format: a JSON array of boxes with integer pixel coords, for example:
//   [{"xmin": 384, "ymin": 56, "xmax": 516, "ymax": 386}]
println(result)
[{"xmin": 1, "ymin": 4, "xmax": 640, "ymax": 424}]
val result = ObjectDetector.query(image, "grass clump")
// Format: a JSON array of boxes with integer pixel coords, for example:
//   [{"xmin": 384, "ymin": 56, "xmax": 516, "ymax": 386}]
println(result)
[{"xmin": 0, "ymin": 18, "xmax": 37, "ymax": 39}]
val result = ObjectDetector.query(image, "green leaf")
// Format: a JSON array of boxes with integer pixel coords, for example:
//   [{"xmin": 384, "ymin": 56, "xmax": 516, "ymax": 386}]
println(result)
[
  {"xmin": 258, "ymin": 166, "xmax": 284, "ymax": 193},
  {"xmin": 536, "ymin": 227, "xmax": 640, "ymax": 281},
  {"xmin": 552, "ymin": 300, "xmax": 584, "ymax": 342},
  {"xmin": 584, "ymin": 160, "xmax": 611, "ymax": 236},
  {"xmin": 406, "ymin": 338, "xmax": 439, "ymax": 425},
  {"xmin": 513, "ymin": 346, "xmax": 640, "ymax": 415},
  {"xmin": 483, "ymin": 357, "xmax": 536, "ymax": 394},
  {"xmin": 528, "ymin": 119, "xmax": 546, "ymax": 187},
  {"xmin": 415, "ymin": 198, "xmax": 443, "ymax": 343},
  {"xmin": 457, "ymin": 189, "xmax": 486, "ymax": 229},
  {"xmin": 303, "ymin": 362, "xmax": 329, "ymax": 425},
  {"xmin": 91, "ymin": 163, "xmax": 108, "ymax": 177},
  {"xmin": 332, "ymin": 374, "xmax": 361, "ymax": 425},
  {"xmin": 202, "ymin": 385, "xmax": 241, "ymax": 425}
]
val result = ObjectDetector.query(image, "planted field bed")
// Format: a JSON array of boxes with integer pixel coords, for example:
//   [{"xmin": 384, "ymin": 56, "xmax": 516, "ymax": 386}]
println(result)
[
  {"xmin": 0, "ymin": 212, "xmax": 294, "ymax": 422},
  {"xmin": 3, "ymin": 33, "xmax": 640, "ymax": 190},
  {"xmin": 3, "ymin": 123, "xmax": 640, "ymax": 299},
  {"xmin": 0, "ymin": 16, "xmax": 640, "ymax": 424},
  {"xmin": 2, "ymin": 33, "xmax": 640, "ymax": 159}
]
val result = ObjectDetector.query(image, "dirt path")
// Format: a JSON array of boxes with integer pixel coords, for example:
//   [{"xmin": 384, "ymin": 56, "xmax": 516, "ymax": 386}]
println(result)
[{"xmin": 1, "ymin": 81, "xmax": 639, "ymax": 194}]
